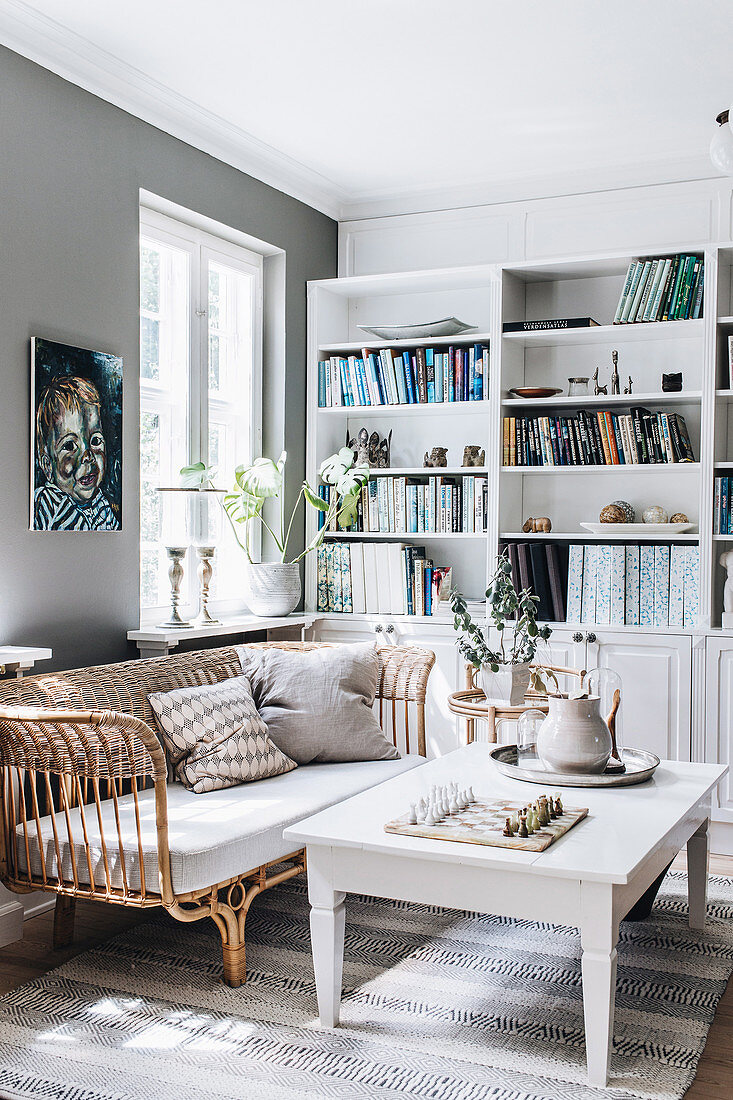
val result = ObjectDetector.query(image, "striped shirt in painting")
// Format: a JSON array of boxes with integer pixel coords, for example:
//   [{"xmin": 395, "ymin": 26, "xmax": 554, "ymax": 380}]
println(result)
[{"xmin": 34, "ymin": 483, "xmax": 120, "ymax": 531}]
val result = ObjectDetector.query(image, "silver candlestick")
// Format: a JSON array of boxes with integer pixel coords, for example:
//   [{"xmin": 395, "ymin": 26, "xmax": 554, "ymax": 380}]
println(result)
[
  {"xmin": 161, "ymin": 547, "xmax": 192, "ymax": 628},
  {"xmin": 192, "ymin": 545, "xmax": 221, "ymax": 626}
]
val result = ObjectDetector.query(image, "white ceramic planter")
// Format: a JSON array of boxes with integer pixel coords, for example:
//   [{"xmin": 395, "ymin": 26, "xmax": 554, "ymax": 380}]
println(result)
[
  {"xmin": 480, "ymin": 661, "xmax": 531, "ymax": 706},
  {"xmin": 244, "ymin": 562, "xmax": 301, "ymax": 617},
  {"xmin": 536, "ymin": 694, "xmax": 612, "ymax": 774}
]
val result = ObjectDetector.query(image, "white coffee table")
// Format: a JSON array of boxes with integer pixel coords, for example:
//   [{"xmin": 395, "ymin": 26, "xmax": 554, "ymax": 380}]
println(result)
[{"xmin": 284, "ymin": 742, "xmax": 727, "ymax": 1088}]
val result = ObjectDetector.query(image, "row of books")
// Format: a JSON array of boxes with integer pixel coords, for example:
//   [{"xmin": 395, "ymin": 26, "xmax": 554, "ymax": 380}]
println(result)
[
  {"xmin": 613, "ymin": 254, "xmax": 704, "ymax": 325},
  {"xmin": 714, "ymin": 477, "xmax": 733, "ymax": 535},
  {"xmin": 316, "ymin": 541, "xmax": 453, "ymax": 616},
  {"xmin": 317, "ymin": 343, "xmax": 487, "ymax": 407},
  {"xmin": 317, "ymin": 476, "xmax": 488, "ymax": 534},
  {"xmin": 502, "ymin": 409, "xmax": 695, "ymax": 466},
  {"xmin": 499, "ymin": 541, "xmax": 568, "ymax": 622},
  {"xmin": 564, "ymin": 543, "xmax": 699, "ymax": 627}
]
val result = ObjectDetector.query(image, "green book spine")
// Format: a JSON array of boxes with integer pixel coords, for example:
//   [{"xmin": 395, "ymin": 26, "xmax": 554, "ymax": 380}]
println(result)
[
  {"xmin": 661, "ymin": 256, "xmax": 681, "ymax": 321},
  {"xmin": 614, "ymin": 261, "xmax": 638, "ymax": 324},
  {"xmin": 666, "ymin": 255, "xmax": 687, "ymax": 321}
]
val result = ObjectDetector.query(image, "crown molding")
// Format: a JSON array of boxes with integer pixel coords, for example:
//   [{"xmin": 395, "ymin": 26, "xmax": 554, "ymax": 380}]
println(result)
[
  {"xmin": 0, "ymin": 0, "xmax": 345, "ymax": 220},
  {"xmin": 338, "ymin": 153, "xmax": 723, "ymax": 222},
  {"xmin": 0, "ymin": 1, "xmax": 724, "ymax": 227}
]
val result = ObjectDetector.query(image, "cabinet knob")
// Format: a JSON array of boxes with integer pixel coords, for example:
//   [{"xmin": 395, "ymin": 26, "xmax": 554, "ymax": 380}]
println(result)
[
  {"xmin": 586, "ymin": 631, "xmax": 597, "ymax": 644},
  {"xmin": 374, "ymin": 624, "xmax": 383, "ymax": 633},
  {"xmin": 572, "ymin": 632, "xmax": 584, "ymax": 643},
  {"xmin": 385, "ymin": 624, "xmax": 395, "ymax": 634}
]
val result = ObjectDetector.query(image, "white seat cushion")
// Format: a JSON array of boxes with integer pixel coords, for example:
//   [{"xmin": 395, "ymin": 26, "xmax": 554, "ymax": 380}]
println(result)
[{"xmin": 14, "ymin": 755, "xmax": 424, "ymax": 896}]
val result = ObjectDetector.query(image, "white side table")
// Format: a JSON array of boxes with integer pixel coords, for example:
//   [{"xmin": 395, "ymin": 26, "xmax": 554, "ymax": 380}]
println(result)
[
  {"xmin": 0, "ymin": 646, "xmax": 53, "ymax": 679},
  {"xmin": 128, "ymin": 613, "xmax": 320, "ymax": 659}
]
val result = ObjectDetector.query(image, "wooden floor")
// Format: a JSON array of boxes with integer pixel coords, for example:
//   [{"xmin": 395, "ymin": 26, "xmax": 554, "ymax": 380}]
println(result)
[{"xmin": 0, "ymin": 855, "xmax": 731, "ymax": 1097}]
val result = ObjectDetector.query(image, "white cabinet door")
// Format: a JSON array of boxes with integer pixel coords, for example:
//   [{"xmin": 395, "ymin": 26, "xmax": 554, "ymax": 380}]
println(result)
[
  {"xmin": 585, "ymin": 632, "xmax": 692, "ymax": 761},
  {"xmin": 705, "ymin": 638, "xmax": 733, "ymax": 824},
  {"xmin": 313, "ymin": 619, "xmax": 463, "ymax": 759}
]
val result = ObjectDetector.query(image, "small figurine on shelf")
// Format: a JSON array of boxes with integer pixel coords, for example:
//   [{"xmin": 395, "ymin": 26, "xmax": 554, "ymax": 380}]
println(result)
[
  {"xmin": 624, "ymin": 375, "xmax": 633, "ymax": 395},
  {"xmin": 522, "ymin": 516, "xmax": 552, "ymax": 533},
  {"xmin": 662, "ymin": 372, "xmax": 683, "ymax": 392},
  {"xmin": 611, "ymin": 350, "xmax": 620, "ymax": 395},
  {"xmin": 346, "ymin": 427, "xmax": 392, "ymax": 469},
  {"xmin": 424, "ymin": 446, "xmax": 448, "ymax": 468},
  {"xmin": 593, "ymin": 366, "xmax": 607, "ymax": 396},
  {"xmin": 462, "ymin": 445, "xmax": 486, "ymax": 467}
]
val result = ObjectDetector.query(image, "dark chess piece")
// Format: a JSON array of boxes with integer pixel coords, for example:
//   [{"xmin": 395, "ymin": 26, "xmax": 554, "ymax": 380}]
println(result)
[
  {"xmin": 555, "ymin": 795, "xmax": 563, "ymax": 816},
  {"xmin": 518, "ymin": 814, "xmax": 529, "ymax": 838},
  {"xmin": 503, "ymin": 817, "xmax": 514, "ymax": 838}
]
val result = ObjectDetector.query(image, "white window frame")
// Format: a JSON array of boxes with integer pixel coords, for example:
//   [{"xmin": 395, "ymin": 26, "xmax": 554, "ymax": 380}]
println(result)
[{"xmin": 139, "ymin": 208, "xmax": 263, "ymax": 624}]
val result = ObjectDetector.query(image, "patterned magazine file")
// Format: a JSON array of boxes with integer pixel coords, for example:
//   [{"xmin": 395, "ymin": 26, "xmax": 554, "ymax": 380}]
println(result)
[{"xmin": 384, "ymin": 799, "xmax": 588, "ymax": 853}]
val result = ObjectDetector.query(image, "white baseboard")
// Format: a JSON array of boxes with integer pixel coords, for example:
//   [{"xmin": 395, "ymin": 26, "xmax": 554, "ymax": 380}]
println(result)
[
  {"xmin": 0, "ymin": 887, "xmax": 23, "ymax": 948},
  {"xmin": 20, "ymin": 893, "xmax": 55, "ymax": 920}
]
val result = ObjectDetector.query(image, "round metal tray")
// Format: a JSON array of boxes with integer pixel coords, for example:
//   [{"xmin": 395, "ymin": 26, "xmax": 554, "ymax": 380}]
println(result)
[{"xmin": 489, "ymin": 744, "xmax": 661, "ymax": 788}]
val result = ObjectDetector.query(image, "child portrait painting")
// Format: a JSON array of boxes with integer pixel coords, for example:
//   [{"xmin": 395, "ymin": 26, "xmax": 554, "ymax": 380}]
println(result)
[{"xmin": 31, "ymin": 338, "xmax": 123, "ymax": 531}]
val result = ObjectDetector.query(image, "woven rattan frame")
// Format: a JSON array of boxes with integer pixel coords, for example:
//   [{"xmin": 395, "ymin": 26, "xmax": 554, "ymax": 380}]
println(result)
[
  {"xmin": 455, "ymin": 662, "xmax": 586, "ymax": 743},
  {"xmin": 0, "ymin": 641, "xmax": 434, "ymax": 986}
]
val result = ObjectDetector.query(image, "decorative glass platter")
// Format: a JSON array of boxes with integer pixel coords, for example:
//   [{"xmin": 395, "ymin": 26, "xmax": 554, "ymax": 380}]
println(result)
[
  {"xmin": 357, "ymin": 317, "xmax": 476, "ymax": 340},
  {"xmin": 490, "ymin": 744, "xmax": 661, "ymax": 788}
]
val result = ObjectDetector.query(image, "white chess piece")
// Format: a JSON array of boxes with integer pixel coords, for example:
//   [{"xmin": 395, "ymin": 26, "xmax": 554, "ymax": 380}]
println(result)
[
  {"xmin": 721, "ymin": 550, "xmax": 733, "ymax": 629},
  {"xmin": 408, "ymin": 802, "xmax": 417, "ymax": 824},
  {"xmin": 448, "ymin": 792, "xmax": 458, "ymax": 814},
  {"xmin": 467, "ymin": 786, "xmax": 475, "ymax": 803},
  {"xmin": 424, "ymin": 805, "xmax": 436, "ymax": 825}
]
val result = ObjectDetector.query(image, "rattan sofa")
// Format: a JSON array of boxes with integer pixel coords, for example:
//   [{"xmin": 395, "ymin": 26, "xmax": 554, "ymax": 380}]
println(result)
[{"xmin": 0, "ymin": 641, "xmax": 434, "ymax": 986}]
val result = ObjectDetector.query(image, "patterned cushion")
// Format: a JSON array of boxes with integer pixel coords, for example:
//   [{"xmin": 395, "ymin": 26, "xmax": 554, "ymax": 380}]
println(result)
[{"xmin": 147, "ymin": 676, "xmax": 296, "ymax": 794}]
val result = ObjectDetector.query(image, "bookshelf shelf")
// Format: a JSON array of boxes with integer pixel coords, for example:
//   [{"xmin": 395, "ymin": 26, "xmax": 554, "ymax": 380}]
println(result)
[
  {"xmin": 713, "ymin": 533, "xmax": 733, "ymax": 542},
  {"xmin": 715, "ymin": 461, "xmax": 733, "ymax": 469},
  {"xmin": 317, "ymin": 401, "xmax": 490, "ymax": 418},
  {"xmin": 318, "ymin": 332, "xmax": 492, "ymax": 354},
  {"xmin": 500, "ymin": 530, "xmax": 700, "ymax": 542},
  {"xmin": 718, "ymin": 316, "xmax": 733, "ymax": 325},
  {"xmin": 348, "ymin": 466, "xmax": 488, "ymax": 477},
  {"xmin": 501, "ymin": 462, "xmax": 701, "ymax": 474},
  {"xmin": 716, "ymin": 390, "xmax": 733, "ymax": 403},
  {"xmin": 322, "ymin": 531, "xmax": 486, "ymax": 540},
  {"xmin": 501, "ymin": 390, "xmax": 701, "ymax": 410},
  {"xmin": 502, "ymin": 318, "xmax": 703, "ymax": 347}
]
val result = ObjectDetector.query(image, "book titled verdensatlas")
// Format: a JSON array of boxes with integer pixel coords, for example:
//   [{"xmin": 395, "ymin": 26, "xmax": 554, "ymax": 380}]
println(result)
[{"xmin": 503, "ymin": 317, "xmax": 600, "ymax": 332}]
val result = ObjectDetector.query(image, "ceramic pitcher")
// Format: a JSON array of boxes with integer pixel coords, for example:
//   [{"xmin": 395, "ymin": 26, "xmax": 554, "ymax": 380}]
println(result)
[{"xmin": 536, "ymin": 694, "xmax": 612, "ymax": 774}]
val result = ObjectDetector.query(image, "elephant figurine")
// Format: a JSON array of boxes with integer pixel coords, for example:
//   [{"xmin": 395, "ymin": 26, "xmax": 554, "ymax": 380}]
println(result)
[{"xmin": 522, "ymin": 516, "xmax": 552, "ymax": 533}]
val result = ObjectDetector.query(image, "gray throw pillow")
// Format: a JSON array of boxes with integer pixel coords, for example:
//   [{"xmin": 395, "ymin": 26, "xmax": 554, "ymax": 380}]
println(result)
[
  {"xmin": 148, "ymin": 675, "xmax": 297, "ymax": 793},
  {"xmin": 235, "ymin": 643, "xmax": 399, "ymax": 765}
]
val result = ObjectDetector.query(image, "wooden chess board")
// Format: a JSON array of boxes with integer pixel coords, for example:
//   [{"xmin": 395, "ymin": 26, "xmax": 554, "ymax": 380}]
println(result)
[{"xmin": 384, "ymin": 798, "xmax": 588, "ymax": 852}]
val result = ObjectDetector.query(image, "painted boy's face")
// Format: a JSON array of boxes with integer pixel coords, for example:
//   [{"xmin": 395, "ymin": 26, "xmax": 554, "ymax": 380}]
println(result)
[{"xmin": 41, "ymin": 402, "xmax": 107, "ymax": 505}]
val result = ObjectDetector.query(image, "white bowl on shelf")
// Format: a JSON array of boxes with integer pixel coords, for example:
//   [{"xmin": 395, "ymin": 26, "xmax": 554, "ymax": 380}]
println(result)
[{"xmin": 580, "ymin": 522, "xmax": 695, "ymax": 535}]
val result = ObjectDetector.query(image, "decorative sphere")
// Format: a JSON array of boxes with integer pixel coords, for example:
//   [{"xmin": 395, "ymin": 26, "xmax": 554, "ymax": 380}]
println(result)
[
  {"xmin": 610, "ymin": 500, "xmax": 634, "ymax": 523},
  {"xmin": 642, "ymin": 505, "xmax": 669, "ymax": 524},
  {"xmin": 600, "ymin": 504, "xmax": 626, "ymax": 524},
  {"xmin": 670, "ymin": 512, "xmax": 688, "ymax": 523}
]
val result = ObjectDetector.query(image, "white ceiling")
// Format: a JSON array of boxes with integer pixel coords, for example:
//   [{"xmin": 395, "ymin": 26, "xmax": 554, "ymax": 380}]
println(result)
[{"xmin": 1, "ymin": 0, "xmax": 732, "ymax": 219}]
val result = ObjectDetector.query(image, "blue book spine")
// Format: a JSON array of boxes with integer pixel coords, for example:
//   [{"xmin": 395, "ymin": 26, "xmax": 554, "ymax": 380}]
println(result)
[
  {"xmin": 393, "ymin": 354, "xmax": 408, "ymax": 404},
  {"xmin": 366, "ymin": 353, "xmax": 383, "ymax": 405},
  {"xmin": 610, "ymin": 545, "xmax": 625, "ymax": 625},
  {"xmin": 425, "ymin": 565, "xmax": 432, "ymax": 616},
  {"xmin": 356, "ymin": 358, "xmax": 370, "ymax": 405},
  {"xmin": 669, "ymin": 545, "xmax": 685, "ymax": 627},
  {"xmin": 352, "ymin": 357, "xmax": 367, "ymax": 405},
  {"xmin": 595, "ymin": 543, "xmax": 612, "ymax": 625},
  {"xmin": 448, "ymin": 347, "xmax": 455, "ymax": 402},
  {"xmin": 426, "ymin": 348, "xmax": 435, "ymax": 403},
  {"xmin": 566, "ymin": 544, "xmax": 584, "ymax": 622},
  {"xmin": 403, "ymin": 351, "xmax": 417, "ymax": 404},
  {"xmin": 683, "ymin": 546, "xmax": 699, "ymax": 628},
  {"xmin": 653, "ymin": 545, "xmax": 670, "ymax": 627},
  {"xmin": 340, "ymin": 359, "xmax": 353, "ymax": 406},
  {"xmin": 434, "ymin": 353, "xmax": 444, "ymax": 402},
  {"xmin": 624, "ymin": 545, "xmax": 640, "ymax": 625},
  {"xmin": 407, "ymin": 485, "xmax": 418, "ymax": 532},
  {"xmin": 318, "ymin": 361, "xmax": 326, "ymax": 407},
  {"xmin": 581, "ymin": 545, "xmax": 597, "ymax": 623},
  {"xmin": 639, "ymin": 546, "xmax": 655, "ymax": 626}
]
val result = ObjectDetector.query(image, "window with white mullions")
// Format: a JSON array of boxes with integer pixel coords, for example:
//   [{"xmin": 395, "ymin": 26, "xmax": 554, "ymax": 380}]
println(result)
[{"xmin": 139, "ymin": 210, "xmax": 262, "ymax": 620}]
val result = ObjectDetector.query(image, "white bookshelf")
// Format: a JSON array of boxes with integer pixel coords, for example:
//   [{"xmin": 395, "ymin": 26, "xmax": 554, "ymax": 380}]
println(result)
[{"xmin": 306, "ymin": 247, "xmax": 716, "ymax": 636}]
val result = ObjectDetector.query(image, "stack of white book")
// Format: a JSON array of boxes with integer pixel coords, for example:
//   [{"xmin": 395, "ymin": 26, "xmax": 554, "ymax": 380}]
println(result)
[{"xmin": 316, "ymin": 541, "xmax": 453, "ymax": 617}]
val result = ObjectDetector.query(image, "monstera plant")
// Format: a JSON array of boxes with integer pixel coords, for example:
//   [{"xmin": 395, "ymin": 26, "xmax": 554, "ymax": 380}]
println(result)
[{"xmin": 181, "ymin": 448, "xmax": 369, "ymax": 616}]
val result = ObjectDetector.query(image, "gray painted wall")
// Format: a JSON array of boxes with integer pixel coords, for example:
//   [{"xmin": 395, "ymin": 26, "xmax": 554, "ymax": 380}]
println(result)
[{"xmin": 0, "ymin": 46, "xmax": 337, "ymax": 672}]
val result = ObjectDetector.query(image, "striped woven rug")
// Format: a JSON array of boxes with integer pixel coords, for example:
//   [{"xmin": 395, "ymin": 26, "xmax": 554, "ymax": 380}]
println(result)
[{"xmin": 0, "ymin": 870, "xmax": 730, "ymax": 1100}]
